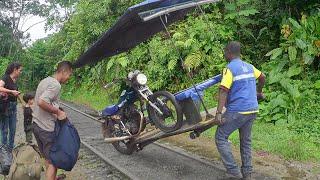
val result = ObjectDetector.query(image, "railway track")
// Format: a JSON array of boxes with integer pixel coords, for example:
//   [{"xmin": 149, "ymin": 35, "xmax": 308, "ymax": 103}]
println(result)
[
  {"xmin": 60, "ymin": 101, "xmax": 272, "ymax": 180},
  {"xmin": 75, "ymin": 143, "xmax": 130, "ymax": 180}
]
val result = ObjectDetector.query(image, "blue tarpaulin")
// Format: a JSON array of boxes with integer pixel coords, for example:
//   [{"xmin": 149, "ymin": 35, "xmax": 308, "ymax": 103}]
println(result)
[
  {"xmin": 175, "ymin": 74, "xmax": 222, "ymax": 101},
  {"xmin": 73, "ymin": 0, "xmax": 219, "ymax": 68}
]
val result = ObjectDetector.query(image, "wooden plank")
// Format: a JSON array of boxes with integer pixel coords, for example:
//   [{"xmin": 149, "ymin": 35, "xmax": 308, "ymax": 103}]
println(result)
[
  {"xmin": 134, "ymin": 118, "xmax": 216, "ymax": 144},
  {"xmin": 132, "ymin": 108, "xmax": 221, "ymax": 145}
]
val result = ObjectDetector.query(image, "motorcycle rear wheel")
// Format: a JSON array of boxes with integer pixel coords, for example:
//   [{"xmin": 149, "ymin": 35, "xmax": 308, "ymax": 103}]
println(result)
[{"xmin": 147, "ymin": 91, "xmax": 183, "ymax": 133}]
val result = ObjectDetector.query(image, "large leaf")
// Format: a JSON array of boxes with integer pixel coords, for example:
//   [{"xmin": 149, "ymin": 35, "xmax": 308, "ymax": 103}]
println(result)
[
  {"xmin": 279, "ymin": 78, "xmax": 290, "ymax": 90},
  {"xmin": 184, "ymin": 39, "xmax": 195, "ymax": 48},
  {"xmin": 117, "ymin": 56, "xmax": 129, "ymax": 67},
  {"xmin": 271, "ymin": 95, "xmax": 288, "ymax": 108},
  {"xmin": 168, "ymin": 58, "xmax": 177, "ymax": 70},
  {"xmin": 286, "ymin": 65, "xmax": 302, "ymax": 77},
  {"xmin": 280, "ymin": 79, "xmax": 300, "ymax": 99},
  {"xmin": 265, "ymin": 48, "xmax": 282, "ymax": 60},
  {"xmin": 288, "ymin": 113, "xmax": 296, "ymax": 122},
  {"xmin": 237, "ymin": 0, "xmax": 251, "ymax": 6},
  {"xmin": 257, "ymin": 27, "xmax": 268, "ymax": 40},
  {"xmin": 302, "ymin": 53, "xmax": 314, "ymax": 64},
  {"xmin": 225, "ymin": 13, "xmax": 237, "ymax": 20},
  {"xmin": 106, "ymin": 58, "xmax": 115, "ymax": 71},
  {"xmin": 275, "ymin": 60, "xmax": 288, "ymax": 72},
  {"xmin": 296, "ymin": 39, "xmax": 307, "ymax": 49},
  {"xmin": 225, "ymin": 3, "xmax": 236, "ymax": 11},
  {"xmin": 268, "ymin": 70, "xmax": 283, "ymax": 84},
  {"xmin": 184, "ymin": 52, "xmax": 202, "ymax": 69},
  {"xmin": 172, "ymin": 32, "xmax": 182, "ymax": 40},
  {"xmin": 271, "ymin": 48, "xmax": 283, "ymax": 60},
  {"xmin": 290, "ymin": 85, "xmax": 301, "ymax": 100},
  {"xmin": 238, "ymin": 9, "xmax": 259, "ymax": 16},
  {"xmin": 272, "ymin": 113, "xmax": 284, "ymax": 121},
  {"xmin": 288, "ymin": 46, "xmax": 297, "ymax": 61},
  {"xmin": 289, "ymin": 18, "xmax": 301, "ymax": 29}
]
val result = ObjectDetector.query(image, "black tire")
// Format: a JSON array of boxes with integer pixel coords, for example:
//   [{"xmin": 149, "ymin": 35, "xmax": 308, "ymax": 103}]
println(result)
[
  {"xmin": 112, "ymin": 140, "xmax": 135, "ymax": 155},
  {"xmin": 101, "ymin": 122, "xmax": 135, "ymax": 155},
  {"xmin": 147, "ymin": 91, "xmax": 183, "ymax": 133}
]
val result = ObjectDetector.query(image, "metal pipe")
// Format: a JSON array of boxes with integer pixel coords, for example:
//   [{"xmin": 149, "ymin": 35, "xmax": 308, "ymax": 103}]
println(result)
[
  {"xmin": 104, "ymin": 135, "xmax": 132, "ymax": 143},
  {"xmin": 60, "ymin": 102, "xmax": 104, "ymax": 124},
  {"xmin": 139, "ymin": 0, "xmax": 220, "ymax": 22}
]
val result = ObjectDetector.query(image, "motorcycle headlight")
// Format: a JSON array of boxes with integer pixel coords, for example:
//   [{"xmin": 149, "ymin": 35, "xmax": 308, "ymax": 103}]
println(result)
[{"xmin": 136, "ymin": 73, "xmax": 147, "ymax": 85}]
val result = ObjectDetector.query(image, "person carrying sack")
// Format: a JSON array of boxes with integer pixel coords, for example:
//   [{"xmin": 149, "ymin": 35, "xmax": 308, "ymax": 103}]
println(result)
[
  {"xmin": 49, "ymin": 116, "xmax": 80, "ymax": 171},
  {"xmin": 32, "ymin": 61, "xmax": 73, "ymax": 180}
]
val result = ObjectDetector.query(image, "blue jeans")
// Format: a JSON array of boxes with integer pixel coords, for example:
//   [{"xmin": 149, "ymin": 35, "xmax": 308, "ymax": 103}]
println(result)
[
  {"xmin": 215, "ymin": 111, "xmax": 256, "ymax": 176},
  {"xmin": 0, "ymin": 101, "xmax": 17, "ymax": 149}
]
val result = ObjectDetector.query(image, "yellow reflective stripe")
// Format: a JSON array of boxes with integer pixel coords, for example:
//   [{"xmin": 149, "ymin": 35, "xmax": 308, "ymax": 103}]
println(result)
[{"xmin": 239, "ymin": 110, "xmax": 259, "ymax": 114}]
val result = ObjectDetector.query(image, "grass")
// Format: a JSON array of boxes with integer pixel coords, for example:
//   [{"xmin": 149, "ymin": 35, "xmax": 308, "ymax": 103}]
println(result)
[
  {"xmin": 62, "ymin": 87, "xmax": 320, "ymax": 162},
  {"xmin": 202, "ymin": 121, "xmax": 320, "ymax": 161},
  {"xmin": 62, "ymin": 86, "xmax": 112, "ymax": 110}
]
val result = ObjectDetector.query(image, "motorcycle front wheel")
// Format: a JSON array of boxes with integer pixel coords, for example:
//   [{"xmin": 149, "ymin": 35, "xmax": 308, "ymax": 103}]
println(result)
[{"xmin": 147, "ymin": 91, "xmax": 183, "ymax": 133}]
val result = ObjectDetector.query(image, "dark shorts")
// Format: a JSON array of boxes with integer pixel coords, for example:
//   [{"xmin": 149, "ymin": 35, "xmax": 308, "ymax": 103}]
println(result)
[{"xmin": 32, "ymin": 122, "xmax": 55, "ymax": 161}]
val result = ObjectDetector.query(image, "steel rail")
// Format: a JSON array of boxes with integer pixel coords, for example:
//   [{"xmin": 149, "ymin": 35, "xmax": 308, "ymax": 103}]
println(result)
[
  {"xmin": 61, "ymin": 102, "xmax": 139, "ymax": 180},
  {"xmin": 60, "ymin": 102, "xmax": 103, "ymax": 124},
  {"xmin": 60, "ymin": 101, "xmax": 222, "ymax": 170},
  {"xmin": 81, "ymin": 141, "xmax": 139, "ymax": 180}
]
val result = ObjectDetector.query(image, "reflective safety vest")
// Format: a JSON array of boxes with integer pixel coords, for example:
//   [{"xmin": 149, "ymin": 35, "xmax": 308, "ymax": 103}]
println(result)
[{"xmin": 226, "ymin": 59, "xmax": 258, "ymax": 112}]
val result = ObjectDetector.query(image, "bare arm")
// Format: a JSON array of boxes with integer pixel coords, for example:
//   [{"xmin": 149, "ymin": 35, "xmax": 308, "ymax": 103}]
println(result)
[
  {"xmin": 213, "ymin": 87, "xmax": 229, "ymax": 124},
  {"xmin": 0, "ymin": 80, "xmax": 20, "ymax": 95},
  {"xmin": 216, "ymin": 88, "xmax": 228, "ymax": 114},
  {"xmin": 38, "ymin": 99, "xmax": 59, "ymax": 115},
  {"xmin": 38, "ymin": 99, "xmax": 66, "ymax": 120},
  {"xmin": 0, "ymin": 80, "xmax": 11, "ymax": 93},
  {"xmin": 257, "ymin": 73, "xmax": 266, "ymax": 93}
]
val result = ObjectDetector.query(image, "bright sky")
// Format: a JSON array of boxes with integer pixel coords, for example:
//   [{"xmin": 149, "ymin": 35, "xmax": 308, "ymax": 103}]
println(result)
[
  {"xmin": 23, "ymin": 15, "xmax": 55, "ymax": 44},
  {"xmin": 22, "ymin": 0, "xmax": 56, "ymax": 44}
]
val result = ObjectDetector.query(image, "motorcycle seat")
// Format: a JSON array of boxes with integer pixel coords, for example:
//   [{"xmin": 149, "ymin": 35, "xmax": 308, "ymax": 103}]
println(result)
[{"xmin": 102, "ymin": 105, "xmax": 119, "ymax": 116}]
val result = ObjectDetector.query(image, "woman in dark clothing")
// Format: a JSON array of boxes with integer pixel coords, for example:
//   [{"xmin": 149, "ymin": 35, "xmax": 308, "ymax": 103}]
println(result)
[{"xmin": 0, "ymin": 62, "xmax": 22, "ymax": 150}]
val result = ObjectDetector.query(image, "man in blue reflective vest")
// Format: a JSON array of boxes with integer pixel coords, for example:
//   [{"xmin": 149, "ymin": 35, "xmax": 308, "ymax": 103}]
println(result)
[{"xmin": 214, "ymin": 41, "xmax": 265, "ymax": 179}]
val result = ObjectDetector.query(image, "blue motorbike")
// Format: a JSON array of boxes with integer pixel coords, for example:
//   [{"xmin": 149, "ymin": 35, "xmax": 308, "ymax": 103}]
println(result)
[{"xmin": 101, "ymin": 70, "xmax": 183, "ymax": 154}]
